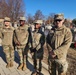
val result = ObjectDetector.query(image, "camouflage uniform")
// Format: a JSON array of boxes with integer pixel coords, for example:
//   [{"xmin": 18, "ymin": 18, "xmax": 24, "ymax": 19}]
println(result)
[
  {"xmin": 0, "ymin": 19, "xmax": 4, "ymax": 44},
  {"xmin": 30, "ymin": 20, "xmax": 45, "ymax": 75},
  {"xmin": 0, "ymin": 19, "xmax": 4, "ymax": 30},
  {"xmin": 0, "ymin": 17, "xmax": 15, "ymax": 68},
  {"xmin": 46, "ymin": 14, "xmax": 72, "ymax": 75},
  {"xmin": 14, "ymin": 17, "xmax": 29, "ymax": 70}
]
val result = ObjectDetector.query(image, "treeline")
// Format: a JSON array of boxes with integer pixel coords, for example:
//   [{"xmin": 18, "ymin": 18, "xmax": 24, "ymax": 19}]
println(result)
[
  {"xmin": 0, "ymin": 0, "xmax": 25, "ymax": 22},
  {"xmin": 0, "ymin": 0, "xmax": 76, "ymax": 27}
]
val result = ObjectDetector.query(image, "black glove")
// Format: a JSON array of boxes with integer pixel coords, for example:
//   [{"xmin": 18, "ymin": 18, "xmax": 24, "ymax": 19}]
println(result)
[{"xmin": 30, "ymin": 48, "xmax": 36, "ymax": 53}]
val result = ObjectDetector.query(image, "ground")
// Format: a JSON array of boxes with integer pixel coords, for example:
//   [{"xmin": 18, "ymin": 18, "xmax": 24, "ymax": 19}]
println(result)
[
  {"xmin": 0, "ymin": 46, "xmax": 49, "ymax": 75},
  {"xmin": 43, "ymin": 45, "xmax": 76, "ymax": 75},
  {"xmin": 67, "ymin": 48, "xmax": 76, "ymax": 75}
]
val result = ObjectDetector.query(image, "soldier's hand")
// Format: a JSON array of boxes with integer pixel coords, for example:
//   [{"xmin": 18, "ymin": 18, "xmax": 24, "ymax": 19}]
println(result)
[
  {"xmin": 16, "ymin": 42, "xmax": 20, "ymax": 45},
  {"xmin": 30, "ymin": 52, "xmax": 34, "ymax": 57},
  {"xmin": 50, "ymin": 51, "xmax": 56, "ymax": 58},
  {"xmin": 31, "ymin": 48, "xmax": 36, "ymax": 52}
]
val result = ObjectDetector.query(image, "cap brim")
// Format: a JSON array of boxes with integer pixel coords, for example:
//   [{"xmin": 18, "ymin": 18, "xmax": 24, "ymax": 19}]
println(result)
[{"xmin": 55, "ymin": 16, "xmax": 64, "ymax": 20}]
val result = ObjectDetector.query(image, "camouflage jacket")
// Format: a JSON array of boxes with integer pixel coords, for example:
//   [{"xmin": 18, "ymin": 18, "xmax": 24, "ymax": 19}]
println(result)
[
  {"xmin": 31, "ymin": 28, "xmax": 45, "ymax": 51},
  {"xmin": 0, "ymin": 25, "xmax": 14, "ymax": 46},
  {"xmin": 14, "ymin": 25, "xmax": 29, "ymax": 48},
  {"xmin": 47, "ymin": 25, "xmax": 72, "ymax": 59}
]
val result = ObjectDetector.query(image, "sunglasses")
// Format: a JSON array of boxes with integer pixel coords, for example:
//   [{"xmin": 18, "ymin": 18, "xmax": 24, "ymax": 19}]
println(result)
[{"xmin": 55, "ymin": 19, "xmax": 62, "ymax": 22}]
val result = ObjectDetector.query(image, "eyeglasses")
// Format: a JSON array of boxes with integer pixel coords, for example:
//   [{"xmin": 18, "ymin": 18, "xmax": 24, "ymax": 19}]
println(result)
[{"xmin": 55, "ymin": 19, "xmax": 62, "ymax": 22}]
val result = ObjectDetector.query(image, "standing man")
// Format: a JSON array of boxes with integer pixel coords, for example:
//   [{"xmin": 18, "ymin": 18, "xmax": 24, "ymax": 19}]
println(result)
[
  {"xmin": 0, "ymin": 19, "xmax": 4, "ymax": 45},
  {"xmin": 14, "ymin": 17, "xmax": 29, "ymax": 71},
  {"xmin": 30, "ymin": 20, "xmax": 45, "ymax": 75},
  {"xmin": 0, "ymin": 17, "xmax": 15, "ymax": 68},
  {"xmin": 46, "ymin": 14, "xmax": 72, "ymax": 75}
]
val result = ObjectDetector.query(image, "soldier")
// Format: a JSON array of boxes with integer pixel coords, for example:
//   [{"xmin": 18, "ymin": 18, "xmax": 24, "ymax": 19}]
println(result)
[
  {"xmin": 30, "ymin": 20, "xmax": 45, "ymax": 75},
  {"xmin": 46, "ymin": 14, "xmax": 72, "ymax": 75},
  {"xmin": 0, "ymin": 17, "xmax": 15, "ymax": 68},
  {"xmin": 0, "ymin": 19, "xmax": 4, "ymax": 45},
  {"xmin": 0, "ymin": 19, "xmax": 4, "ymax": 29},
  {"xmin": 14, "ymin": 17, "xmax": 29, "ymax": 71}
]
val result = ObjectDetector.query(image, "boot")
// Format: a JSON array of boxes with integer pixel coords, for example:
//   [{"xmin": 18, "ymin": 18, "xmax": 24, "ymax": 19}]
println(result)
[
  {"xmin": 6, "ymin": 62, "xmax": 10, "ymax": 68},
  {"xmin": 17, "ymin": 63, "xmax": 23, "ymax": 70},
  {"xmin": 10, "ymin": 61, "xmax": 14, "ymax": 67},
  {"xmin": 32, "ymin": 71, "xmax": 37, "ymax": 75},
  {"xmin": 22, "ymin": 63, "xmax": 26, "ymax": 71}
]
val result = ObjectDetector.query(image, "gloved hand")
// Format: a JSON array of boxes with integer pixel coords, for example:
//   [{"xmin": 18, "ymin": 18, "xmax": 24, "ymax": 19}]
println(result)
[{"xmin": 31, "ymin": 48, "xmax": 36, "ymax": 53}]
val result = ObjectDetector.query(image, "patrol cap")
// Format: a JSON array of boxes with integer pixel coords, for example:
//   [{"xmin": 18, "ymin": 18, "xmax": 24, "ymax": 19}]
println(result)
[
  {"xmin": 54, "ymin": 13, "xmax": 64, "ymax": 20},
  {"xmin": 4, "ymin": 17, "xmax": 11, "ymax": 22},
  {"xmin": 34, "ymin": 20, "xmax": 43, "ymax": 24},
  {"xmin": 19, "ymin": 17, "xmax": 26, "ymax": 21}
]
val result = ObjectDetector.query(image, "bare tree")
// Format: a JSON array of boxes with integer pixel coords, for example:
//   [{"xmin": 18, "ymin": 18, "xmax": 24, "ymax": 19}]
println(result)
[
  {"xmin": 0, "ymin": 0, "xmax": 25, "ymax": 22},
  {"xmin": 46, "ymin": 13, "xmax": 55, "ymax": 24},
  {"xmin": 34, "ymin": 10, "xmax": 44, "ymax": 20},
  {"xmin": 64, "ymin": 19, "xmax": 72, "ymax": 28},
  {"xmin": 0, "ymin": 0, "xmax": 8, "ymax": 18},
  {"xmin": 27, "ymin": 14, "xmax": 34, "ymax": 24}
]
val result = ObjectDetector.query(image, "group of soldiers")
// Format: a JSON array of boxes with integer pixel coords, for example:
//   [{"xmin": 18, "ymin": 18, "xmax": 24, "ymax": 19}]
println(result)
[{"xmin": 0, "ymin": 13, "xmax": 72, "ymax": 75}]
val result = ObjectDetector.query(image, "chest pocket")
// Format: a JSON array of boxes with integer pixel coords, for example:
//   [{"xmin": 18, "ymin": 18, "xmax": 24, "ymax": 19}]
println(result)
[
  {"xmin": 55, "ymin": 31, "xmax": 65, "ymax": 46},
  {"xmin": 56, "ymin": 31, "xmax": 64, "ymax": 39},
  {"xmin": 2, "ymin": 29, "xmax": 13, "ymax": 37},
  {"xmin": 21, "ymin": 29, "xmax": 27, "ymax": 32},
  {"xmin": 16, "ymin": 29, "xmax": 28, "ymax": 36},
  {"xmin": 48, "ymin": 30, "xmax": 54, "ymax": 42},
  {"xmin": 21, "ymin": 29, "xmax": 26, "ymax": 32},
  {"xmin": 33, "ymin": 33, "xmax": 41, "ymax": 46}
]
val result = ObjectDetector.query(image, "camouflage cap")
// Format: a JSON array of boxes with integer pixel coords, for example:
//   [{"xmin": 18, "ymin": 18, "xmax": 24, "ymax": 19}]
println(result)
[
  {"xmin": 34, "ymin": 20, "xmax": 43, "ymax": 24},
  {"xmin": 54, "ymin": 13, "xmax": 64, "ymax": 20},
  {"xmin": 4, "ymin": 17, "xmax": 11, "ymax": 22},
  {"xmin": 19, "ymin": 17, "xmax": 26, "ymax": 21}
]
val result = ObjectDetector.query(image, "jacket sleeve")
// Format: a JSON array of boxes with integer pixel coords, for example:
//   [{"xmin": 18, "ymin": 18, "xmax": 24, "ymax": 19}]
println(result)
[
  {"xmin": 53, "ymin": 29, "xmax": 72, "ymax": 59},
  {"xmin": 46, "ymin": 33, "xmax": 52, "ymax": 52},
  {"xmin": 28, "ymin": 27, "xmax": 32, "ymax": 48},
  {"xmin": 13, "ymin": 30, "xmax": 19, "ymax": 45},
  {"xmin": 0, "ymin": 32, "xmax": 2, "ymax": 39},
  {"xmin": 0, "ymin": 29, "xmax": 2, "ymax": 39},
  {"xmin": 36, "ymin": 33, "xmax": 45, "ymax": 50},
  {"xmin": 24, "ymin": 31, "xmax": 29, "ymax": 45}
]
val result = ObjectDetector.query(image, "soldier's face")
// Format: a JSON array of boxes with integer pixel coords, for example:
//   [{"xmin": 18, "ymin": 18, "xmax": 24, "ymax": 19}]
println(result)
[
  {"xmin": 54, "ymin": 19, "xmax": 64, "ymax": 28},
  {"xmin": 20, "ymin": 20, "xmax": 25, "ymax": 26},
  {"xmin": 35, "ymin": 23, "xmax": 41, "ymax": 29},
  {"xmin": 4, "ymin": 21, "xmax": 10, "ymax": 26}
]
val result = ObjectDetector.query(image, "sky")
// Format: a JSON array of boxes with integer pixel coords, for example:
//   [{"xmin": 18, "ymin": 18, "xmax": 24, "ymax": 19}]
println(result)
[{"xmin": 23, "ymin": 0, "xmax": 76, "ymax": 19}]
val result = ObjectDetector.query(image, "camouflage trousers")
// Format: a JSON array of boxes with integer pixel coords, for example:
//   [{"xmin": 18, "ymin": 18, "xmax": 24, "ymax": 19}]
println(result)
[
  {"xmin": 17, "ymin": 48, "xmax": 26, "ymax": 64},
  {"xmin": 48, "ymin": 59, "xmax": 68, "ymax": 75},
  {"xmin": 33, "ymin": 52, "xmax": 42, "ymax": 72},
  {"xmin": 3, "ymin": 45, "xmax": 14, "ymax": 63}
]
